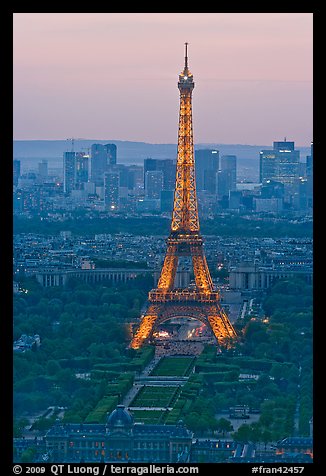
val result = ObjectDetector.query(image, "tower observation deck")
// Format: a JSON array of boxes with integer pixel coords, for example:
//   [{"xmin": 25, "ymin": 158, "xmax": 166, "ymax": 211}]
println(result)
[{"xmin": 130, "ymin": 44, "xmax": 237, "ymax": 349}]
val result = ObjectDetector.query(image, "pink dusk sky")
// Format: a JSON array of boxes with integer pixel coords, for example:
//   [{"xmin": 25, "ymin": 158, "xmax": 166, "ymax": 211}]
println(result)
[{"xmin": 13, "ymin": 13, "xmax": 313, "ymax": 146}]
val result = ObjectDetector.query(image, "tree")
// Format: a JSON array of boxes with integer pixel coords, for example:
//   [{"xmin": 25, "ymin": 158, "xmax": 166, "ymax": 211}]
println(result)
[
  {"xmin": 216, "ymin": 417, "xmax": 233, "ymax": 436},
  {"xmin": 20, "ymin": 448, "xmax": 37, "ymax": 463},
  {"xmin": 13, "ymin": 417, "xmax": 29, "ymax": 437},
  {"xmin": 249, "ymin": 422, "xmax": 262, "ymax": 446},
  {"xmin": 261, "ymin": 429, "xmax": 273, "ymax": 450},
  {"xmin": 46, "ymin": 360, "xmax": 62, "ymax": 376},
  {"xmin": 184, "ymin": 412, "xmax": 210, "ymax": 435},
  {"xmin": 32, "ymin": 416, "xmax": 55, "ymax": 432},
  {"xmin": 233, "ymin": 423, "xmax": 251, "ymax": 443}
]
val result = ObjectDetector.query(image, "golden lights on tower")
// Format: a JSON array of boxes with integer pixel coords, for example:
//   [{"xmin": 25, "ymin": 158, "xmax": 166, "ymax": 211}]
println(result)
[{"xmin": 130, "ymin": 44, "xmax": 237, "ymax": 350}]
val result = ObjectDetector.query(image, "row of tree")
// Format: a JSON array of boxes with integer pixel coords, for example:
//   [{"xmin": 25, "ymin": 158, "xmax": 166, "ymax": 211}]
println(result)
[{"xmin": 14, "ymin": 213, "xmax": 312, "ymax": 238}]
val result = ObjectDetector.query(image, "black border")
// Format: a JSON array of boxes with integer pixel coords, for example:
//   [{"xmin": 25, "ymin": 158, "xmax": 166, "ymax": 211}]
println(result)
[{"xmin": 4, "ymin": 7, "xmax": 321, "ymax": 475}]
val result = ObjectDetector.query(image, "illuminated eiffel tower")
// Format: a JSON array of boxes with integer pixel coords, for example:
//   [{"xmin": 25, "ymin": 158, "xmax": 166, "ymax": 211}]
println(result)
[{"xmin": 130, "ymin": 44, "xmax": 237, "ymax": 349}]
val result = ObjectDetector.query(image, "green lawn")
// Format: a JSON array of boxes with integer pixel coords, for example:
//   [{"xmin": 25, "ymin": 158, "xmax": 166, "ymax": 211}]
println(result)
[
  {"xmin": 150, "ymin": 356, "xmax": 196, "ymax": 377},
  {"xmin": 130, "ymin": 386, "xmax": 181, "ymax": 408},
  {"xmin": 130, "ymin": 410, "xmax": 167, "ymax": 424}
]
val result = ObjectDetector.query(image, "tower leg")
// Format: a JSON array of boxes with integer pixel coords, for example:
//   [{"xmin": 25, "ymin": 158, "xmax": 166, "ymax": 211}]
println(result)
[
  {"xmin": 191, "ymin": 251, "xmax": 214, "ymax": 292},
  {"xmin": 207, "ymin": 305, "xmax": 237, "ymax": 345},
  {"xmin": 157, "ymin": 245, "xmax": 179, "ymax": 291},
  {"xmin": 130, "ymin": 304, "xmax": 159, "ymax": 349}
]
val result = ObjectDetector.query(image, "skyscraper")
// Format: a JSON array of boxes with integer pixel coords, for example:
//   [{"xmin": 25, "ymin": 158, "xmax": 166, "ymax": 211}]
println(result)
[
  {"xmin": 159, "ymin": 159, "xmax": 176, "ymax": 190},
  {"xmin": 126, "ymin": 165, "xmax": 143, "ymax": 191},
  {"xmin": 105, "ymin": 143, "xmax": 117, "ymax": 166},
  {"xmin": 195, "ymin": 149, "xmax": 219, "ymax": 193},
  {"xmin": 217, "ymin": 155, "xmax": 237, "ymax": 198},
  {"xmin": 104, "ymin": 171, "xmax": 120, "ymax": 210},
  {"xmin": 143, "ymin": 158, "xmax": 157, "ymax": 186},
  {"xmin": 260, "ymin": 140, "xmax": 300, "ymax": 185},
  {"xmin": 90, "ymin": 144, "xmax": 108, "ymax": 185},
  {"xmin": 13, "ymin": 159, "xmax": 21, "ymax": 187},
  {"xmin": 75, "ymin": 153, "xmax": 89, "ymax": 189},
  {"xmin": 306, "ymin": 142, "xmax": 313, "ymax": 207},
  {"xmin": 306, "ymin": 142, "xmax": 313, "ymax": 178},
  {"xmin": 63, "ymin": 152, "xmax": 76, "ymax": 194},
  {"xmin": 90, "ymin": 143, "xmax": 117, "ymax": 185},
  {"xmin": 143, "ymin": 159, "xmax": 175, "ymax": 191},
  {"xmin": 38, "ymin": 160, "xmax": 48, "ymax": 181},
  {"xmin": 259, "ymin": 140, "xmax": 300, "ymax": 203},
  {"xmin": 145, "ymin": 170, "xmax": 164, "ymax": 199}
]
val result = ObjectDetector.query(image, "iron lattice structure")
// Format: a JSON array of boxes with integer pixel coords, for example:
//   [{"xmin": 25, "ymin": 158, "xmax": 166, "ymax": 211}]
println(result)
[{"xmin": 130, "ymin": 44, "xmax": 237, "ymax": 349}]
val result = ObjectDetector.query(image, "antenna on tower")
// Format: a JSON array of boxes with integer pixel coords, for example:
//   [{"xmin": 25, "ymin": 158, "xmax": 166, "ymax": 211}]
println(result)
[
  {"xmin": 185, "ymin": 42, "xmax": 188, "ymax": 68},
  {"xmin": 66, "ymin": 137, "xmax": 85, "ymax": 152},
  {"xmin": 66, "ymin": 138, "xmax": 75, "ymax": 152}
]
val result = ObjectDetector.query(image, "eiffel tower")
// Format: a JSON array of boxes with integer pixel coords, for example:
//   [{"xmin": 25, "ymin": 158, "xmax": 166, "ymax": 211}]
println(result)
[{"xmin": 130, "ymin": 44, "xmax": 237, "ymax": 349}]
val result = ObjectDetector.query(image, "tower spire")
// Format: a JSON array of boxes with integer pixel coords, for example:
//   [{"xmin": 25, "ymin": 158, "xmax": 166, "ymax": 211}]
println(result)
[{"xmin": 185, "ymin": 42, "xmax": 188, "ymax": 69}]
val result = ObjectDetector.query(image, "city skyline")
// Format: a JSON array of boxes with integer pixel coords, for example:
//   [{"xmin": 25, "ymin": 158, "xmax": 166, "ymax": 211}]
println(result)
[{"xmin": 13, "ymin": 13, "xmax": 312, "ymax": 146}]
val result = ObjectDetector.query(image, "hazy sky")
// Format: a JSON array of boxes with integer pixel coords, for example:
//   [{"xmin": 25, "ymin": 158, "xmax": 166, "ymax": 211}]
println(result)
[{"xmin": 13, "ymin": 13, "xmax": 313, "ymax": 146}]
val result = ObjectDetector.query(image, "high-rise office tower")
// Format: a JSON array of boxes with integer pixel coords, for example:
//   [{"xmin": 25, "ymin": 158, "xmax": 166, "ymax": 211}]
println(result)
[
  {"xmin": 260, "ymin": 180, "xmax": 285, "ymax": 199},
  {"xmin": 145, "ymin": 170, "xmax": 164, "ymax": 199},
  {"xmin": 38, "ymin": 160, "xmax": 48, "ymax": 180},
  {"xmin": 104, "ymin": 171, "xmax": 120, "ymax": 210},
  {"xmin": 217, "ymin": 155, "xmax": 237, "ymax": 198},
  {"xmin": 159, "ymin": 159, "xmax": 176, "ymax": 190},
  {"xmin": 63, "ymin": 152, "xmax": 76, "ymax": 194},
  {"xmin": 160, "ymin": 190, "xmax": 174, "ymax": 212},
  {"xmin": 259, "ymin": 140, "xmax": 300, "ymax": 203},
  {"xmin": 116, "ymin": 164, "xmax": 129, "ymax": 188},
  {"xmin": 259, "ymin": 140, "xmax": 300, "ymax": 185},
  {"xmin": 90, "ymin": 143, "xmax": 117, "ymax": 185},
  {"xmin": 306, "ymin": 142, "xmax": 313, "ymax": 207},
  {"xmin": 229, "ymin": 190, "xmax": 242, "ymax": 210},
  {"xmin": 13, "ymin": 159, "xmax": 21, "ymax": 187},
  {"xmin": 90, "ymin": 144, "xmax": 108, "ymax": 185},
  {"xmin": 221, "ymin": 155, "xmax": 236, "ymax": 186},
  {"xmin": 144, "ymin": 158, "xmax": 157, "ymax": 186},
  {"xmin": 143, "ymin": 158, "xmax": 176, "ymax": 191},
  {"xmin": 104, "ymin": 143, "xmax": 117, "ymax": 166},
  {"xmin": 195, "ymin": 149, "xmax": 219, "ymax": 193},
  {"xmin": 306, "ymin": 142, "xmax": 313, "ymax": 178},
  {"xmin": 75, "ymin": 153, "xmax": 89, "ymax": 189},
  {"xmin": 126, "ymin": 165, "xmax": 143, "ymax": 191}
]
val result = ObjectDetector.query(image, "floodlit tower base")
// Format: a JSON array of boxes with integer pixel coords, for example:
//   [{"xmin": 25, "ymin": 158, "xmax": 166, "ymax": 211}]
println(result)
[{"xmin": 131, "ymin": 300, "xmax": 236, "ymax": 350}]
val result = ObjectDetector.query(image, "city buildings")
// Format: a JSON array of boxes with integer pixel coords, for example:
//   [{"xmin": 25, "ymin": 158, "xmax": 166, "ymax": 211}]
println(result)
[
  {"xmin": 44, "ymin": 405, "xmax": 193, "ymax": 463},
  {"xmin": 145, "ymin": 170, "xmax": 164, "ymax": 199},
  {"xmin": 228, "ymin": 261, "xmax": 312, "ymax": 291},
  {"xmin": 63, "ymin": 152, "xmax": 76, "ymax": 194},
  {"xmin": 195, "ymin": 149, "xmax": 219, "ymax": 193},
  {"xmin": 259, "ymin": 140, "xmax": 300, "ymax": 205},
  {"xmin": 13, "ymin": 159, "xmax": 21, "ymax": 187},
  {"xmin": 75, "ymin": 153, "xmax": 89, "ymax": 189},
  {"xmin": 13, "ymin": 137, "xmax": 313, "ymax": 217},
  {"xmin": 104, "ymin": 171, "xmax": 120, "ymax": 210},
  {"xmin": 144, "ymin": 158, "xmax": 175, "ymax": 192},
  {"xmin": 13, "ymin": 334, "xmax": 41, "ymax": 353},
  {"xmin": 90, "ymin": 143, "xmax": 117, "ymax": 185},
  {"xmin": 306, "ymin": 142, "xmax": 313, "ymax": 208},
  {"xmin": 217, "ymin": 155, "xmax": 237, "ymax": 199},
  {"xmin": 14, "ymin": 408, "xmax": 313, "ymax": 463},
  {"xmin": 38, "ymin": 160, "xmax": 48, "ymax": 182}
]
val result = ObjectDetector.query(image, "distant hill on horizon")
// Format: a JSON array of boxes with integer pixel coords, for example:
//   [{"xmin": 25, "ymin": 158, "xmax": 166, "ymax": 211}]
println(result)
[{"xmin": 13, "ymin": 139, "xmax": 311, "ymax": 168}]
